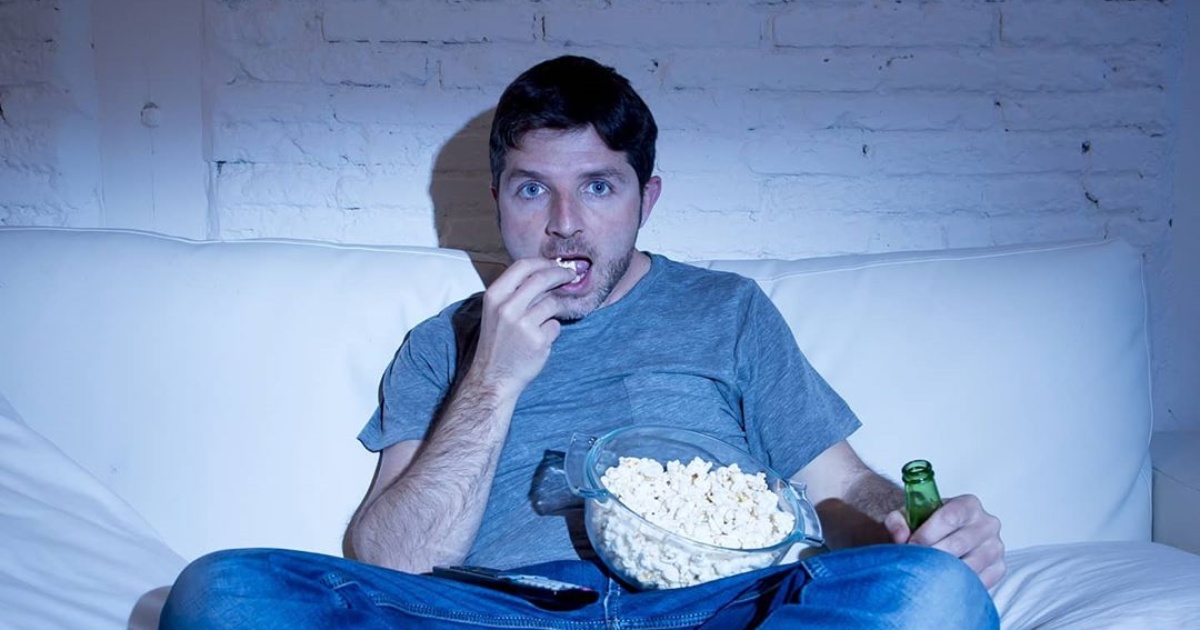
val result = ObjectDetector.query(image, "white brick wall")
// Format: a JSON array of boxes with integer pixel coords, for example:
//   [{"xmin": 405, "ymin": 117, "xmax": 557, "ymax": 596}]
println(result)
[
  {"xmin": 1168, "ymin": 0, "xmax": 1200, "ymax": 431},
  {"xmin": 0, "ymin": 0, "xmax": 1194, "ymax": 429},
  {"xmin": 0, "ymin": 0, "xmax": 101, "ymax": 226},
  {"xmin": 322, "ymin": 1, "xmax": 536, "ymax": 45}
]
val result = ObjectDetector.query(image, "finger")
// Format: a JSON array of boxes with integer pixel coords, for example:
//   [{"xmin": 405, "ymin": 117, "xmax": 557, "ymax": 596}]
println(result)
[
  {"xmin": 487, "ymin": 270, "xmax": 572, "ymax": 329},
  {"xmin": 527, "ymin": 291, "xmax": 569, "ymax": 328},
  {"xmin": 920, "ymin": 512, "xmax": 998, "ymax": 556},
  {"xmin": 976, "ymin": 557, "xmax": 1008, "ymax": 590},
  {"xmin": 541, "ymin": 317, "xmax": 562, "ymax": 345},
  {"xmin": 487, "ymin": 281, "xmax": 570, "ymax": 348},
  {"xmin": 962, "ymin": 538, "xmax": 1008, "ymax": 590},
  {"xmin": 484, "ymin": 259, "xmax": 574, "ymax": 317},
  {"xmin": 908, "ymin": 494, "xmax": 983, "ymax": 547},
  {"xmin": 940, "ymin": 528, "xmax": 1008, "ymax": 571},
  {"xmin": 884, "ymin": 510, "xmax": 911, "ymax": 544},
  {"xmin": 505, "ymin": 265, "xmax": 577, "ymax": 313},
  {"xmin": 924, "ymin": 520, "xmax": 1004, "ymax": 582},
  {"xmin": 485, "ymin": 258, "xmax": 555, "ymax": 299}
]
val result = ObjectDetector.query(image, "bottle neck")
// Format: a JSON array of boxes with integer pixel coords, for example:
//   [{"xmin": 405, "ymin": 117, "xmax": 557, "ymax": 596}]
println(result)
[{"xmin": 901, "ymin": 459, "xmax": 935, "ymax": 484}]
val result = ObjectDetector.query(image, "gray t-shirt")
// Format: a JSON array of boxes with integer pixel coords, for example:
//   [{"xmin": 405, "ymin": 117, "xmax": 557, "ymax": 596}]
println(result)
[{"xmin": 358, "ymin": 253, "xmax": 860, "ymax": 569}]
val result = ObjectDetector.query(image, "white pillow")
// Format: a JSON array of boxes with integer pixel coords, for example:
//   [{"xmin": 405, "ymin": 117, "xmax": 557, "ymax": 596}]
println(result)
[
  {"xmin": 700, "ymin": 240, "xmax": 1153, "ymax": 549},
  {"xmin": 993, "ymin": 541, "xmax": 1200, "ymax": 629},
  {"xmin": 0, "ymin": 228, "xmax": 486, "ymax": 560},
  {"xmin": 0, "ymin": 391, "xmax": 187, "ymax": 630}
]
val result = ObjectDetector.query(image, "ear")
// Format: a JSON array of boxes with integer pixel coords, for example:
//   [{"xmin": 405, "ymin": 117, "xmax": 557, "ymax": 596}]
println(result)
[
  {"xmin": 490, "ymin": 185, "xmax": 499, "ymax": 202},
  {"xmin": 639, "ymin": 176, "xmax": 662, "ymax": 228}
]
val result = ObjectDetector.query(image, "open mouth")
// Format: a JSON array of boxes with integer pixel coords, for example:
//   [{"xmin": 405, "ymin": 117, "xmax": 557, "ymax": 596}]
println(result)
[{"xmin": 555, "ymin": 256, "xmax": 592, "ymax": 286}]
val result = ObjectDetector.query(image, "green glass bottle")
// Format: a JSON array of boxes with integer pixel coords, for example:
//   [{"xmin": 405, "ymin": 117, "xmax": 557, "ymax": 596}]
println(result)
[{"xmin": 902, "ymin": 459, "xmax": 944, "ymax": 531}]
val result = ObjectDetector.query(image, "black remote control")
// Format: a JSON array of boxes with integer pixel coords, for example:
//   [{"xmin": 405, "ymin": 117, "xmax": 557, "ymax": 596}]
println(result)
[{"xmin": 430, "ymin": 565, "xmax": 600, "ymax": 610}]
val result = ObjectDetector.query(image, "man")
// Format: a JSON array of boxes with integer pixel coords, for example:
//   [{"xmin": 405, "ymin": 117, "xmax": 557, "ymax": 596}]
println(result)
[{"xmin": 162, "ymin": 55, "xmax": 1004, "ymax": 629}]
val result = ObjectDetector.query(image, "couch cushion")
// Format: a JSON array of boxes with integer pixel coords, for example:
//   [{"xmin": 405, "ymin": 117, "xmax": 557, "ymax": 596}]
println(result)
[
  {"xmin": 0, "ymin": 227, "xmax": 485, "ymax": 560},
  {"xmin": 0, "ymin": 388, "xmax": 186, "ymax": 629},
  {"xmin": 991, "ymin": 541, "xmax": 1200, "ymax": 629},
  {"xmin": 699, "ymin": 240, "xmax": 1153, "ymax": 550}
]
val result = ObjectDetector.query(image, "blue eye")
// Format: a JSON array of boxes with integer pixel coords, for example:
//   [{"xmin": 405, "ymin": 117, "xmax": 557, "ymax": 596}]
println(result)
[
  {"xmin": 586, "ymin": 181, "xmax": 611, "ymax": 195},
  {"xmin": 518, "ymin": 182, "xmax": 544, "ymax": 199}
]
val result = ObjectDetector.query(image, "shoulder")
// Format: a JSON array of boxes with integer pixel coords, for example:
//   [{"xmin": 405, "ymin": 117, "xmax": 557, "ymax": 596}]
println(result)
[
  {"xmin": 389, "ymin": 292, "xmax": 484, "ymax": 383},
  {"xmin": 651, "ymin": 254, "xmax": 763, "ymax": 302},
  {"xmin": 403, "ymin": 292, "xmax": 484, "ymax": 349},
  {"xmin": 636, "ymin": 254, "xmax": 777, "ymax": 333},
  {"xmin": 651, "ymin": 254, "xmax": 774, "ymax": 321}
]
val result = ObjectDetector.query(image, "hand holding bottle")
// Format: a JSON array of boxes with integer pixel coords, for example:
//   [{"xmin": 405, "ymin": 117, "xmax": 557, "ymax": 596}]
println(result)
[{"xmin": 883, "ymin": 459, "xmax": 1008, "ymax": 588}]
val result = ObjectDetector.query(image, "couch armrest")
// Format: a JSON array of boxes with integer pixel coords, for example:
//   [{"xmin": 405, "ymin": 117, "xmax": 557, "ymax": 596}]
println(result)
[{"xmin": 1152, "ymin": 431, "xmax": 1200, "ymax": 554}]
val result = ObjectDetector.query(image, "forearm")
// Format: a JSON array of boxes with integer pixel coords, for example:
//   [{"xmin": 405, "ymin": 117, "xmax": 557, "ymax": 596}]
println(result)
[
  {"xmin": 815, "ymin": 471, "xmax": 903, "ymax": 550},
  {"xmin": 347, "ymin": 378, "xmax": 515, "ymax": 573}
]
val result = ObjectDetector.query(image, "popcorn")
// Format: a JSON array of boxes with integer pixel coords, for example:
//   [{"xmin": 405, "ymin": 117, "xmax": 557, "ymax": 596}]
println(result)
[
  {"xmin": 591, "ymin": 456, "xmax": 796, "ymax": 589},
  {"xmin": 555, "ymin": 257, "xmax": 585, "ymax": 285}
]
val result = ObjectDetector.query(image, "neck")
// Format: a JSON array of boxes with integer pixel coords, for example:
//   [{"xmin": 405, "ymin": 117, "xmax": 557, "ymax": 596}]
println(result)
[{"xmin": 600, "ymin": 250, "xmax": 650, "ymax": 308}]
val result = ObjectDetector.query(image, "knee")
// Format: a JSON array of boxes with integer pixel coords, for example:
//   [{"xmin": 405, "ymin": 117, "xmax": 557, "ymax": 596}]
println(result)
[
  {"xmin": 172, "ymin": 548, "xmax": 279, "ymax": 595},
  {"xmin": 160, "ymin": 549, "xmax": 283, "ymax": 628},
  {"xmin": 882, "ymin": 545, "xmax": 998, "ymax": 627},
  {"xmin": 887, "ymin": 545, "xmax": 975, "ymax": 588}
]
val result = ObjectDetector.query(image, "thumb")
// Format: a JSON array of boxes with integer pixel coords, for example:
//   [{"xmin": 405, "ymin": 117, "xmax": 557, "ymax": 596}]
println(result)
[{"xmin": 884, "ymin": 510, "xmax": 911, "ymax": 544}]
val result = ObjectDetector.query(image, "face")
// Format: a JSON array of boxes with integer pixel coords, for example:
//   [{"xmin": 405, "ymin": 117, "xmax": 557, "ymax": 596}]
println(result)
[{"xmin": 493, "ymin": 126, "xmax": 661, "ymax": 322}]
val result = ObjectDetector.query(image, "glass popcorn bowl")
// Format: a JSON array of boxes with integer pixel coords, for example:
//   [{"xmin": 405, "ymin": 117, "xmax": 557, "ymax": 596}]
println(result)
[{"xmin": 564, "ymin": 425, "xmax": 824, "ymax": 590}]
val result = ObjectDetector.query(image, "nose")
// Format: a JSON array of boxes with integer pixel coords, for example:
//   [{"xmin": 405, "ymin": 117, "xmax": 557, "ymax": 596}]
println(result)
[{"xmin": 547, "ymin": 192, "xmax": 582, "ymax": 238}]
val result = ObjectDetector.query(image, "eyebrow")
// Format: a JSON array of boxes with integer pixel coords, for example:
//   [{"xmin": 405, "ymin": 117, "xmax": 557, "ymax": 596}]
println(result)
[
  {"xmin": 504, "ymin": 167, "xmax": 631, "ymax": 184},
  {"xmin": 582, "ymin": 168, "xmax": 630, "ymax": 182},
  {"xmin": 506, "ymin": 168, "xmax": 543, "ymax": 182}
]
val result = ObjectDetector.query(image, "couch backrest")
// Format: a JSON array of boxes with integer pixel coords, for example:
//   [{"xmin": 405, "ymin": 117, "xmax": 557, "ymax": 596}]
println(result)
[
  {"xmin": 0, "ymin": 228, "xmax": 1152, "ymax": 559},
  {"xmin": 0, "ymin": 228, "xmax": 485, "ymax": 560},
  {"xmin": 700, "ymin": 239, "xmax": 1153, "ymax": 550}
]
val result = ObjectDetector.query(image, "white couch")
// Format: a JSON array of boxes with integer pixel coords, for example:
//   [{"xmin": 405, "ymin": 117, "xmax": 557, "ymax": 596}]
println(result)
[{"xmin": 1, "ymin": 226, "xmax": 1198, "ymax": 629}]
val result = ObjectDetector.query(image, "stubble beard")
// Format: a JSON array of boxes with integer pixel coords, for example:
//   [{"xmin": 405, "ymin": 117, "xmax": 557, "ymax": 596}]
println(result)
[{"xmin": 556, "ymin": 248, "xmax": 634, "ymax": 323}]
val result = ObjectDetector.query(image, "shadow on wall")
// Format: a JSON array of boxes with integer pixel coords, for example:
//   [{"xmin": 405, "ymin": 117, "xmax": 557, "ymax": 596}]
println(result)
[{"xmin": 429, "ymin": 108, "xmax": 508, "ymax": 286}]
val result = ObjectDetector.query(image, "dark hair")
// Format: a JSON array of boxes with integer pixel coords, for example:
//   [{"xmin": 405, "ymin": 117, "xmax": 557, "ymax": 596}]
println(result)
[{"xmin": 489, "ymin": 55, "xmax": 658, "ymax": 190}]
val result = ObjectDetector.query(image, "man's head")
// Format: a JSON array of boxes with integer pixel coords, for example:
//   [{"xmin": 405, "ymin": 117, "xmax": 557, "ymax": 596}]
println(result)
[
  {"xmin": 489, "ymin": 56, "xmax": 662, "ymax": 322},
  {"xmin": 489, "ymin": 55, "xmax": 658, "ymax": 194}
]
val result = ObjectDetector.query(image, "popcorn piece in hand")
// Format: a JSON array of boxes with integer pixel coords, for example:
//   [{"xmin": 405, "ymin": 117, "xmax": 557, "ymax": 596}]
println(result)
[{"xmin": 556, "ymin": 257, "xmax": 585, "ymax": 284}]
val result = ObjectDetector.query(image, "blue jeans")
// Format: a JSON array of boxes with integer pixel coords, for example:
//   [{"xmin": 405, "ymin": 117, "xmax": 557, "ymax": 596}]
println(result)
[{"xmin": 160, "ymin": 544, "xmax": 998, "ymax": 629}]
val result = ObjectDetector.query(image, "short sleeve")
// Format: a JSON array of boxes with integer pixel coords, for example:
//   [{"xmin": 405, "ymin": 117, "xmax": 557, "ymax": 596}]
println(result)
[
  {"xmin": 736, "ymin": 286, "xmax": 861, "ymax": 478},
  {"xmin": 356, "ymin": 309, "xmax": 460, "ymax": 452}
]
